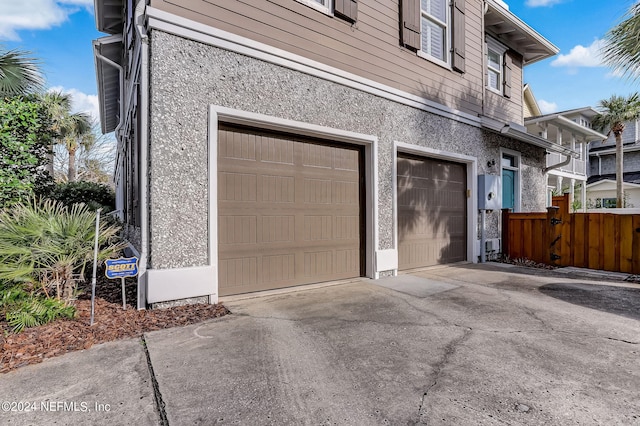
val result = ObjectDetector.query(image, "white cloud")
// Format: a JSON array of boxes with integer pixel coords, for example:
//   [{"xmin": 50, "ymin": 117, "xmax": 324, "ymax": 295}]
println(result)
[
  {"xmin": 525, "ymin": 0, "xmax": 563, "ymax": 6},
  {"xmin": 551, "ymin": 39, "xmax": 604, "ymax": 68},
  {"xmin": 48, "ymin": 86, "xmax": 100, "ymax": 123},
  {"xmin": 0, "ymin": 0, "xmax": 93, "ymax": 41},
  {"xmin": 538, "ymin": 99, "xmax": 558, "ymax": 114}
]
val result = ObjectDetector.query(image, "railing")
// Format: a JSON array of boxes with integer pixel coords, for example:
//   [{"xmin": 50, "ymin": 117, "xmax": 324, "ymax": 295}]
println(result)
[
  {"xmin": 502, "ymin": 194, "xmax": 640, "ymax": 274},
  {"xmin": 546, "ymin": 152, "xmax": 586, "ymax": 176}
]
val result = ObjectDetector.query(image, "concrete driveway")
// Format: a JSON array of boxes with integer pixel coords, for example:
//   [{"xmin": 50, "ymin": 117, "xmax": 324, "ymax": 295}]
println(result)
[{"xmin": 1, "ymin": 264, "xmax": 639, "ymax": 425}]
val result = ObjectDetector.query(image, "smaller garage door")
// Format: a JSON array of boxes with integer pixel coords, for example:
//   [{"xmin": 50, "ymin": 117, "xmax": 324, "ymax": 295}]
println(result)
[
  {"xmin": 397, "ymin": 153, "xmax": 467, "ymax": 270},
  {"xmin": 218, "ymin": 125, "xmax": 364, "ymax": 296}
]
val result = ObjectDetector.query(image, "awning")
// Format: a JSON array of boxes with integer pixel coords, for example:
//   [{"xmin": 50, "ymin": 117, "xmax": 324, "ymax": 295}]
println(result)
[{"xmin": 93, "ymin": 35, "xmax": 123, "ymax": 134}]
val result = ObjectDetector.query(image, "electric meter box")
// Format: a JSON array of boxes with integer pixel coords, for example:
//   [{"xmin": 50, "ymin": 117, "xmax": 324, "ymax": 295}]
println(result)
[{"xmin": 478, "ymin": 174, "xmax": 501, "ymax": 210}]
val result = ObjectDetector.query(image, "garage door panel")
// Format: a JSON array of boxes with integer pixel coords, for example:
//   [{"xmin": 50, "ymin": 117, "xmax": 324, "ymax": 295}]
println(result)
[
  {"xmin": 218, "ymin": 125, "xmax": 363, "ymax": 296},
  {"xmin": 397, "ymin": 154, "xmax": 467, "ymax": 270}
]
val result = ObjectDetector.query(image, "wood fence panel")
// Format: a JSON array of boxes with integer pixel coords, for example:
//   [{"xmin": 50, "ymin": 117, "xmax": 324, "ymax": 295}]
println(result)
[
  {"xmin": 620, "ymin": 215, "xmax": 633, "ymax": 273},
  {"xmin": 531, "ymin": 219, "xmax": 544, "ymax": 263},
  {"xmin": 512, "ymin": 219, "xmax": 523, "ymax": 259},
  {"xmin": 501, "ymin": 194, "xmax": 640, "ymax": 274},
  {"xmin": 633, "ymin": 216, "xmax": 640, "ymax": 273},
  {"xmin": 523, "ymin": 220, "xmax": 533, "ymax": 260},
  {"xmin": 572, "ymin": 213, "xmax": 586, "ymax": 268},
  {"xmin": 587, "ymin": 214, "xmax": 602, "ymax": 270},
  {"xmin": 603, "ymin": 214, "xmax": 618, "ymax": 272}
]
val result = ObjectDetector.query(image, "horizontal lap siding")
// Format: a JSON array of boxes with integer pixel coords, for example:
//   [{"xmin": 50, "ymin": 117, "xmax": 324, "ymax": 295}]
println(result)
[{"xmin": 151, "ymin": 0, "xmax": 486, "ymax": 117}]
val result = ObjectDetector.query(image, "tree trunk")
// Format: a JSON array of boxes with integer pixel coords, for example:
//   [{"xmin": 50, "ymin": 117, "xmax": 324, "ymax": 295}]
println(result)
[
  {"xmin": 46, "ymin": 143, "xmax": 55, "ymax": 178},
  {"xmin": 616, "ymin": 133, "xmax": 624, "ymax": 208},
  {"xmin": 68, "ymin": 145, "xmax": 77, "ymax": 183}
]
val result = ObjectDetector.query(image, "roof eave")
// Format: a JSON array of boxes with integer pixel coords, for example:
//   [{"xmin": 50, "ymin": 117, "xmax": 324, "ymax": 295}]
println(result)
[
  {"xmin": 481, "ymin": 116, "xmax": 580, "ymax": 158},
  {"xmin": 94, "ymin": 35, "xmax": 122, "ymax": 134},
  {"xmin": 485, "ymin": 0, "xmax": 559, "ymax": 65},
  {"xmin": 95, "ymin": 0, "xmax": 124, "ymax": 35}
]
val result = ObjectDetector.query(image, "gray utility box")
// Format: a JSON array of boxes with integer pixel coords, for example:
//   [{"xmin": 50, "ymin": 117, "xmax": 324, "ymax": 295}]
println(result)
[{"xmin": 478, "ymin": 174, "xmax": 501, "ymax": 211}]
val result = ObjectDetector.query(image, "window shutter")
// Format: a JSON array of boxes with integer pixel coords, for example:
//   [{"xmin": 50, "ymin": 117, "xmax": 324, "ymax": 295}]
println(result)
[
  {"xmin": 451, "ymin": 0, "xmax": 466, "ymax": 73},
  {"xmin": 335, "ymin": 0, "xmax": 357, "ymax": 23},
  {"xmin": 401, "ymin": 0, "xmax": 420, "ymax": 50},
  {"xmin": 503, "ymin": 53, "xmax": 512, "ymax": 98}
]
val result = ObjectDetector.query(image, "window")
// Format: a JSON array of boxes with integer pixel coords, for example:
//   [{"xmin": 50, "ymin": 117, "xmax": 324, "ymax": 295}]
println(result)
[
  {"xmin": 298, "ymin": 0, "xmax": 331, "ymax": 14},
  {"xmin": 602, "ymin": 198, "xmax": 617, "ymax": 208},
  {"xmin": 486, "ymin": 37, "xmax": 509, "ymax": 96},
  {"xmin": 420, "ymin": 0, "xmax": 449, "ymax": 64},
  {"xmin": 296, "ymin": 0, "xmax": 358, "ymax": 22},
  {"xmin": 501, "ymin": 150, "xmax": 521, "ymax": 211},
  {"xmin": 401, "ymin": 0, "xmax": 465, "ymax": 72},
  {"xmin": 487, "ymin": 49, "xmax": 501, "ymax": 92}
]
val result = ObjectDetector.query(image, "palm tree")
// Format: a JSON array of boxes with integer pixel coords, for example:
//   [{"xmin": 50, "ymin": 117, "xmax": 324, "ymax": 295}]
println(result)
[
  {"xmin": 62, "ymin": 113, "xmax": 94, "ymax": 182},
  {"xmin": 601, "ymin": 3, "xmax": 640, "ymax": 80},
  {"xmin": 0, "ymin": 48, "xmax": 44, "ymax": 97},
  {"xmin": 40, "ymin": 92, "xmax": 94, "ymax": 182},
  {"xmin": 592, "ymin": 93, "xmax": 640, "ymax": 208},
  {"xmin": 41, "ymin": 91, "xmax": 73, "ymax": 177}
]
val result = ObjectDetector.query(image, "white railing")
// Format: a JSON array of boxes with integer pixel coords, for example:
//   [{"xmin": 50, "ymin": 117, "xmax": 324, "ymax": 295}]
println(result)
[{"xmin": 546, "ymin": 152, "xmax": 586, "ymax": 176}]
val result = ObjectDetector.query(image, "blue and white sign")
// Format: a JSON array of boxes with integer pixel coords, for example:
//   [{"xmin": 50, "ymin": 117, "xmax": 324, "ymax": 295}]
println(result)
[{"xmin": 105, "ymin": 257, "xmax": 139, "ymax": 279}]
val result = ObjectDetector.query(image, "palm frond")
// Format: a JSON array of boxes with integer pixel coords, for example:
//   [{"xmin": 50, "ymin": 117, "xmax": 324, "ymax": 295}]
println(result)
[{"xmin": 0, "ymin": 49, "xmax": 44, "ymax": 97}]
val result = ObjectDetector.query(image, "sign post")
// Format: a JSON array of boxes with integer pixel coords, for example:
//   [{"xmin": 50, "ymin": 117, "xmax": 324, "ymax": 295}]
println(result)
[{"xmin": 105, "ymin": 257, "xmax": 139, "ymax": 309}]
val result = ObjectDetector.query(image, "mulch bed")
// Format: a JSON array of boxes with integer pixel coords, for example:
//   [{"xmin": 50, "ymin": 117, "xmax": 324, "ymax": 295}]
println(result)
[{"xmin": 0, "ymin": 273, "xmax": 230, "ymax": 374}]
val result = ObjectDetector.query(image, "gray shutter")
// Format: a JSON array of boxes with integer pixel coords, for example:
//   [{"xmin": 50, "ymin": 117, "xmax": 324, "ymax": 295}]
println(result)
[
  {"xmin": 451, "ymin": 0, "xmax": 466, "ymax": 73},
  {"xmin": 401, "ymin": 0, "xmax": 420, "ymax": 50},
  {"xmin": 503, "ymin": 53, "xmax": 512, "ymax": 98},
  {"xmin": 335, "ymin": 0, "xmax": 357, "ymax": 23}
]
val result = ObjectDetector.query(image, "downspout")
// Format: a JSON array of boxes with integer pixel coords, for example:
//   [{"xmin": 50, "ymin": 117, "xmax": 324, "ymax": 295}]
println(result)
[
  {"xmin": 543, "ymin": 154, "xmax": 571, "ymax": 173},
  {"xmin": 94, "ymin": 49, "xmax": 125, "ymax": 221},
  {"xmin": 481, "ymin": 1, "xmax": 488, "ymax": 117},
  {"xmin": 135, "ymin": 0, "xmax": 149, "ymax": 310}
]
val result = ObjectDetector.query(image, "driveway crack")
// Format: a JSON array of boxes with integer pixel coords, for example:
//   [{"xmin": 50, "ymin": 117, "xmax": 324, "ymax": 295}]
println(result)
[{"xmin": 417, "ymin": 326, "xmax": 473, "ymax": 424}]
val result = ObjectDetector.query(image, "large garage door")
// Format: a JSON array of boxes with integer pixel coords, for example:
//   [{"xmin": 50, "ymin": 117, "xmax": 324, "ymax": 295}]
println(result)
[
  {"xmin": 397, "ymin": 153, "xmax": 467, "ymax": 270},
  {"xmin": 218, "ymin": 124, "xmax": 364, "ymax": 296}
]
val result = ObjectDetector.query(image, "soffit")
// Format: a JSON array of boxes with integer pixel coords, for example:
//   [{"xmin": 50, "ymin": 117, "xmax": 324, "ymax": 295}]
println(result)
[{"xmin": 485, "ymin": 0, "xmax": 559, "ymax": 65}]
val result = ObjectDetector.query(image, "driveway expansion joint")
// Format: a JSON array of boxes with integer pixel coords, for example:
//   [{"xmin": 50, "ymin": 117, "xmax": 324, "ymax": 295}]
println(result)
[{"xmin": 141, "ymin": 334, "xmax": 169, "ymax": 426}]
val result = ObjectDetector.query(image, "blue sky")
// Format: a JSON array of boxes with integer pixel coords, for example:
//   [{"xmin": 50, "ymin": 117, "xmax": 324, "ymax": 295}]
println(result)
[{"xmin": 0, "ymin": 0, "xmax": 638, "ymax": 119}]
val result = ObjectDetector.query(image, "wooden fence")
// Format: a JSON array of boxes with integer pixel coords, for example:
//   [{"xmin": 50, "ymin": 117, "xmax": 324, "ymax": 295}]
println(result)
[{"xmin": 502, "ymin": 194, "xmax": 640, "ymax": 274}]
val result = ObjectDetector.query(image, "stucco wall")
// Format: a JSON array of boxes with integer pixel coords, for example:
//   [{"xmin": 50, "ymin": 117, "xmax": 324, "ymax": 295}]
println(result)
[{"xmin": 147, "ymin": 30, "xmax": 546, "ymax": 269}]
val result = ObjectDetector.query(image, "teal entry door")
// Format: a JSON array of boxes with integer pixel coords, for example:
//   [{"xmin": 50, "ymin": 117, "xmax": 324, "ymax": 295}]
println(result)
[{"xmin": 502, "ymin": 169, "xmax": 515, "ymax": 210}]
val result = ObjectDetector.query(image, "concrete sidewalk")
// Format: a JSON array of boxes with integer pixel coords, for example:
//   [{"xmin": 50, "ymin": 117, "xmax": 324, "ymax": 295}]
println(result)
[{"xmin": 1, "ymin": 264, "xmax": 638, "ymax": 425}]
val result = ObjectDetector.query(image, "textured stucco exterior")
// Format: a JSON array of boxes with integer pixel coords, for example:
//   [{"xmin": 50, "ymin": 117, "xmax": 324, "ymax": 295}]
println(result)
[{"xmin": 148, "ymin": 30, "xmax": 546, "ymax": 270}]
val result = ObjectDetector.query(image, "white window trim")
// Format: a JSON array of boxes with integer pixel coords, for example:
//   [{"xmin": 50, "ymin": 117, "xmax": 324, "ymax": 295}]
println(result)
[
  {"xmin": 500, "ymin": 148, "xmax": 522, "ymax": 212},
  {"xmin": 486, "ymin": 37, "xmax": 508, "ymax": 96},
  {"xmin": 297, "ymin": 0, "xmax": 332, "ymax": 15},
  {"xmin": 419, "ymin": 0, "xmax": 452, "ymax": 69}
]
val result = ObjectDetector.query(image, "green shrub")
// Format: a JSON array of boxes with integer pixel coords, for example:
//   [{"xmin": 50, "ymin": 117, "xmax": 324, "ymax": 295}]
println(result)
[
  {"xmin": 47, "ymin": 181, "xmax": 115, "ymax": 212},
  {"xmin": 0, "ymin": 198, "xmax": 126, "ymax": 306},
  {"xmin": 1, "ymin": 286, "xmax": 75, "ymax": 333}
]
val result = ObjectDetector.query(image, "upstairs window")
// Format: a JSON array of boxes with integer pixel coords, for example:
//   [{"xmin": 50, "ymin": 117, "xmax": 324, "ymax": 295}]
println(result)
[
  {"xmin": 420, "ymin": 0, "xmax": 449, "ymax": 64},
  {"xmin": 486, "ymin": 37, "xmax": 511, "ymax": 98},
  {"xmin": 297, "ymin": 0, "xmax": 358, "ymax": 23},
  {"xmin": 487, "ymin": 49, "xmax": 501, "ymax": 92},
  {"xmin": 402, "ymin": 0, "xmax": 466, "ymax": 73}
]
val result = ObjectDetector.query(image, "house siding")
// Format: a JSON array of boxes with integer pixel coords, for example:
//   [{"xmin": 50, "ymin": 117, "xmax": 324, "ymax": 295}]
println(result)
[
  {"xmin": 147, "ymin": 30, "xmax": 546, "ymax": 270},
  {"xmin": 148, "ymin": 0, "xmax": 522, "ymax": 124},
  {"xmin": 590, "ymin": 151, "xmax": 640, "ymax": 176}
]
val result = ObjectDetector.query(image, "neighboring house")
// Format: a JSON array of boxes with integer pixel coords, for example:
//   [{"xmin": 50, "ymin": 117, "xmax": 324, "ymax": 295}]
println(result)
[
  {"xmin": 94, "ymin": 0, "xmax": 568, "ymax": 307},
  {"xmin": 523, "ymin": 87, "xmax": 607, "ymax": 211},
  {"xmin": 587, "ymin": 119, "xmax": 640, "ymax": 208}
]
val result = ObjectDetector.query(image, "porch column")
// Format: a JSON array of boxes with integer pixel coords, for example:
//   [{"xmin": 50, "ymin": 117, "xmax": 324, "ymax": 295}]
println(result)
[
  {"xmin": 556, "ymin": 176, "xmax": 563, "ymax": 195},
  {"xmin": 581, "ymin": 180, "xmax": 587, "ymax": 212},
  {"xmin": 569, "ymin": 178, "xmax": 575, "ymax": 210}
]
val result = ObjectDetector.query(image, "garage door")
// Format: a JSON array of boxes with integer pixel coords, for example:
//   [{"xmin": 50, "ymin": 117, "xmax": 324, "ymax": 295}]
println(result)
[
  {"xmin": 397, "ymin": 153, "xmax": 467, "ymax": 270},
  {"xmin": 218, "ymin": 124, "xmax": 364, "ymax": 296}
]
